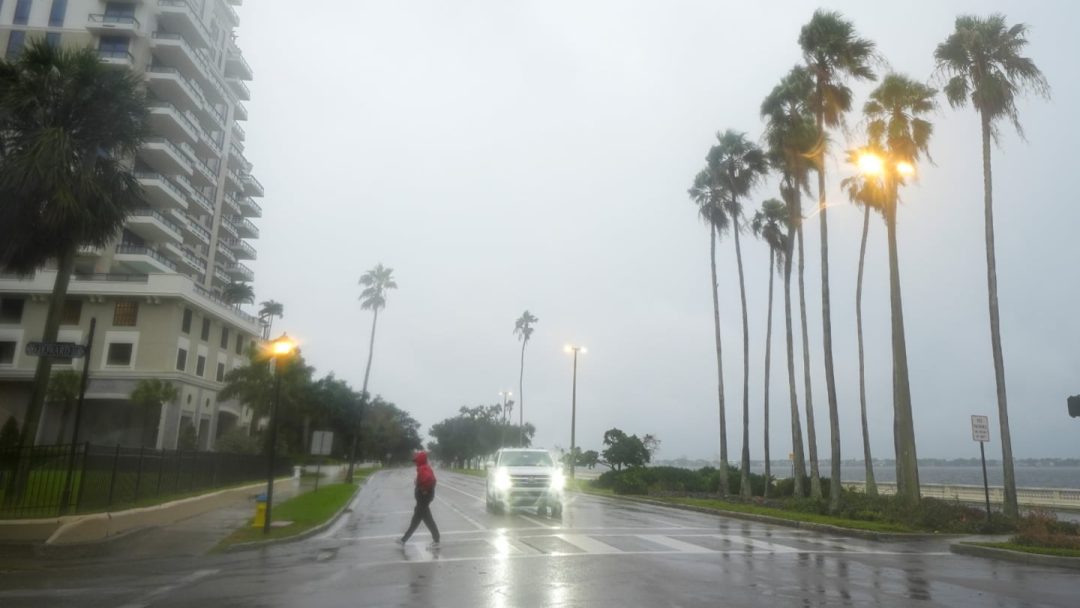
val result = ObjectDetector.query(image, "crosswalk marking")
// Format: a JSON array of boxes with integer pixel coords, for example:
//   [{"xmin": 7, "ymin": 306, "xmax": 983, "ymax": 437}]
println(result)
[
  {"xmin": 556, "ymin": 534, "xmax": 623, "ymax": 554},
  {"xmin": 708, "ymin": 534, "xmax": 799, "ymax": 554},
  {"xmin": 637, "ymin": 534, "xmax": 713, "ymax": 553}
]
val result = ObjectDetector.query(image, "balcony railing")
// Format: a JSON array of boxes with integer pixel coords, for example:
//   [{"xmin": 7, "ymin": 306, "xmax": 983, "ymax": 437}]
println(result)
[
  {"xmin": 115, "ymin": 244, "xmax": 178, "ymax": 271},
  {"xmin": 192, "ymin": 283, "xmax": 260, "ymax": 326},
  {"xmin": 133, "ymin": 171, "xmax": 188, "ymax": 200},
  {"xmin": 97, "ymin": 49, "xmax": 135, "ymax": 62},
  {"xmin": 89, "ymin": 14, "xmax": 141, "ymax": 28},
  {"xmin": 223, "ymin": 237, "xmax": 257, "ymax": 260},
  {"xmin": 239, "ymin": 196, "xmax": 262, "ymax": 217},
  {"xmin": 130, "ymin": 207, "xmax": 183, "ymax": 236},
  {"xmin": 232, "ymin": 122, "xmax": 246, "ymax": 142},
  {"xmin": 232, "ymin": 217, "xmax": 259, "ymax": 238},
  {"xmin": 186, "ymin": 217, "xmax": 212, "ymax": 243},
  {"xmin": 158, "ymin": 0, "xmax": 212, "ymax": 46}
]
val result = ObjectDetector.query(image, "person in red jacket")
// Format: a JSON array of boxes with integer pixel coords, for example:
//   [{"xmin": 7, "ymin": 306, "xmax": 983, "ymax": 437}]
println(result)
[{"xmin": 398, "ymin": 451, "xmax": 441, "ymax": 548}]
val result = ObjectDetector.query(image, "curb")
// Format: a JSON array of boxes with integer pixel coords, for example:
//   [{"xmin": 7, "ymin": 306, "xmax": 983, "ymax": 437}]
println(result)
[
  {"xmin": 221, "ymin": 475, "xmax": 373, "ymax": 553},
  {"xmin": 950, "ymin": 542, "xmax": 1080, "ymax": 570},
  {"xmin": 575, "ymin": 491, "xmax": 959, "ymax": 542}
]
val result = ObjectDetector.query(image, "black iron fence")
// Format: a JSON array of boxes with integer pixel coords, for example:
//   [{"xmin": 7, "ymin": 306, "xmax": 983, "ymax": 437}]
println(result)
[{"xmin": 0, "ymin": 443, "xmax": 290, "ymax": 520}]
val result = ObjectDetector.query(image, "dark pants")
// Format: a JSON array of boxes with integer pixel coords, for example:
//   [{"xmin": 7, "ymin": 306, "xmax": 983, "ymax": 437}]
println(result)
[{"xmin": 401, "ymin": 488, "xmax": 440, "ymax": 543}]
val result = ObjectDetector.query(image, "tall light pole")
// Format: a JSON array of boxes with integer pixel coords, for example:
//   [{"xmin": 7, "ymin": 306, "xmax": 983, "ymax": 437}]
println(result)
[
  {"xmin": 264, "ymin": 333, "xmax": 296, "ymax": 534},
  {"xmin": 564, "ymin": 345, "xmax": 586, "ymax": 479}
]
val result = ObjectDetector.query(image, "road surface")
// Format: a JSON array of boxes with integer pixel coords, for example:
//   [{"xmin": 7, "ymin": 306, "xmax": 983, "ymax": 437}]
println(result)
[{"xmin": 0, "ymin": 469, "xmax": 1075, "ymax": 607}]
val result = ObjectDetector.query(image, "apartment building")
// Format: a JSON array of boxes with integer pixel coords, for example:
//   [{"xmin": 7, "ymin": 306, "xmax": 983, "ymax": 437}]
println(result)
[{"xmin": 0, "ymin": 0, "xmax": 264, "ymax": 450}]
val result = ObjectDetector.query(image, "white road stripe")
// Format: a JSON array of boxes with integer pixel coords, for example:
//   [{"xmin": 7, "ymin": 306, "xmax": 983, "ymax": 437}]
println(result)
[
  {"xmin": 638, "ymin": 535, "xmax": 712, "ymax": 553},
  {"xmin": 439, "ymin": 482, "xmax": 486, "ymax": 502},
  {"xmin": 557, "ymin": 534, "xmax": 622, "ymax": 554},
  {"xmin": 710, "ymin": 534, "xmax": 798, "ymax": 554},
  {"xmin": 437, "ymin": 495, "xmax": 487, "ymax": 530},
  {"xmin": 518, "ymin": 513, "xmax": 557, "ymax": 529},
  {"xmin": 115, "ymin": 569, "xmax": 219, "ymax": 608}
]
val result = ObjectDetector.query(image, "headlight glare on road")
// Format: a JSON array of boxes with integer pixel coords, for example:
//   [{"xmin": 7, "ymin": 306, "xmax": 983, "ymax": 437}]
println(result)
[
  {"xmin": 550, "ymin": 471, "xmax": 566, "ymax": 491},
  {"xmin": 494, "ymin": 468, "xmax": 512, "ymax": 491}
]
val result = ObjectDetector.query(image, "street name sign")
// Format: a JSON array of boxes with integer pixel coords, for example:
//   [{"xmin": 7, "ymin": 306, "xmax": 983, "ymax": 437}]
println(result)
[
  {"xmin": 311, "ymin": 430, "xmax": 334, "ymax": 456},
  {"xmin": 971, "ymin": 415, "xmax": 990, "ymax": 443},
  {"xmin": 25, "ymin": 342, "xmax": 87, "ymax": 359}
]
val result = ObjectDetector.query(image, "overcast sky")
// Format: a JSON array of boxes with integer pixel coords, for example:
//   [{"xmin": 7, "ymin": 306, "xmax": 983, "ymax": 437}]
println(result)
[{"xmin": 236, "ymin": 1, "xmax": 1079, "ymax": 461}]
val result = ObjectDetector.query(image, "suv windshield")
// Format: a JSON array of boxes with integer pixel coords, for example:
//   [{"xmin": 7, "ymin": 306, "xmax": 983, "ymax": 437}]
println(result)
[{"xmin": 499, "ymin": 451, "xmax": 553, "ymax": 467}]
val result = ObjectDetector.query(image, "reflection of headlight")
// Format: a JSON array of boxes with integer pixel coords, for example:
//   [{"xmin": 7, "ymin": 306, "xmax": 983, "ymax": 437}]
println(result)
[
  {"xmin": 494, "ymin": 469, "xmax": 512, "ymax": 490},
  {"xmin": 550, "ymin": 471, "xmax": 566, "ymax": 491}
]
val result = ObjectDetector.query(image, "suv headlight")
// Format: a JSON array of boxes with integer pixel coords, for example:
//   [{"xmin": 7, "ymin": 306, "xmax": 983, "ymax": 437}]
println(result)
[
  {"xmin": 550, "ymin": 470, "xmax": 566, "ymax": 491},
  {"xmin": 494, "ymin": 468, "xmax": 512, "ymax": 491}
]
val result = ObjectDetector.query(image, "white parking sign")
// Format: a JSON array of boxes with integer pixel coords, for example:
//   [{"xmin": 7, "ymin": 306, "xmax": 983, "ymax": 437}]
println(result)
[{"xmin": 971, "ymin": 415, "xmax": 990, "ymax": 443}]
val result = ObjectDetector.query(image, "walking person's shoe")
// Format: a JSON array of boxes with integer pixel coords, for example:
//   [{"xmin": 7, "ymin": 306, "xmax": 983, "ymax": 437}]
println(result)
[{"xmin": 396, "ymin": 538, "xmax": 406, "ymax": 546}]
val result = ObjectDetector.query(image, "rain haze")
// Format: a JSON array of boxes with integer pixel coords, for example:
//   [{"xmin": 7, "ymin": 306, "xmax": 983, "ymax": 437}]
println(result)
[{"xmin": 238, "ymin": 1, "xmax": 1079, "ymax": 461}]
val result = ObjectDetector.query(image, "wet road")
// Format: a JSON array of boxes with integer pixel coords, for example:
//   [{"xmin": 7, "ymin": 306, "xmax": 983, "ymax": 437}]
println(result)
[{"xmin": 0, "ymin": 469, "xmax": 1075, "ymax": 607}]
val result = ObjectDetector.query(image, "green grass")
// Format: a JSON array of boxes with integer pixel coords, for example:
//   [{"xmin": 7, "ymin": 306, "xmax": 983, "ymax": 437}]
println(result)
[
  {"xmin": 214, "ymin": 468, "xmax": 377, "ymax": 550},
  {"xmin": 972, "ymin": 542, "xmax": 1080, "ymax": 559}
]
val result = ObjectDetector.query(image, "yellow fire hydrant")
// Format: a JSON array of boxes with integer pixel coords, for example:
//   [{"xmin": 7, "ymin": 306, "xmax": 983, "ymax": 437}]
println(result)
[{"xmin": 252, "ymin": 494, "xmax": 267, "ymax": 528}]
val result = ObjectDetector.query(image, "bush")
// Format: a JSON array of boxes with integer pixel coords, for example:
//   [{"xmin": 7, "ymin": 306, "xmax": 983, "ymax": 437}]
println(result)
[
  {"xmin": 1013, "ymin": 508, "xmax": 1080, "ymax": 550},
  {"xmin": 214, "ymin": 429, "xmax": 260, "ymax": 454},
  {"xmin": 596, "ymin": 465, "xmax": 770, "ymax": 497},
  {"xmin": 177, "ymin": 423, "xmax": 198, "ymax": 451}
]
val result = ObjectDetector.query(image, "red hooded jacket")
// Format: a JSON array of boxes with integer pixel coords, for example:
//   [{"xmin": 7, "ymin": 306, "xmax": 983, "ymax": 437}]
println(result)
[{"xmin": 414, "ymin": 451, "xmax": 436, "ymax": 494}]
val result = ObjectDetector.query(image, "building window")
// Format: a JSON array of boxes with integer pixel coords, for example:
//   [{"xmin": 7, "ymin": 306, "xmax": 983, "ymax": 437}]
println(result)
[
  {"xmin": 98, "ymin": 36, "xmax": 130, "ymax": 60},
  {"xmin": 104, "ymin": 1, "xmax": 135, "ymax": 18},
  {"xmin": 48, "ymin": 0, "xmax": 67, "ymax": 27},
  {"xmin": 5, "ymin": 31, "xmax": 27, "ymax": 60},
  {"xmin": 0, "ymin": 341, "xmax": 16, "ymax": 365},
  {"xmin": 176, "ymin": 348, "xmax": 188, "ymax": 371},
  {"xmin": 200, "ymin": 318, "xmax": 210, "ymax": 341},
  {"xmin": 216, "ymin": 362, "xmax": 225, "ymax": 382},
  {"xmin": 45, "ymin": 32, "xmax": 61, "ymax": 47},
  {"xmin": 106, "ymin": 343, "xmax": 133, "ymax": 366},
  {"xmin": 235, "ymin": 333, "xmax": 244, "ymax": 355},
  {"xmin": 220, "ymin": 326, "xmax": 230, "ymax": 350},
  {"xmin": 113, "ymin": 301, "xmax": 138, "ymax": 326},
  {"xmin": 13, "ymin": 0, "xmax": 32, "ymax": 25},
  {"xmin": 61, "ymin": 300, "xmax": 82, "ymax": 326},
  {"xmin": 195, "ymin": 354, "xmax": 206, "ymax": 377},
  {"xmin": 181, "ymin": 308, "xmax": 192, "ymax": 334},
  {"xmin": 0, "ymin": 298, "xmax": 25, "ymax": 324}
]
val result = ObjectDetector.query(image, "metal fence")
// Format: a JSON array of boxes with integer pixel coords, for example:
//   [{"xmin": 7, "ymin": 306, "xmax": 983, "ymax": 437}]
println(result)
[{"xmin": 0, "ymin": 443, "xmax": 290, "ymax": 520}]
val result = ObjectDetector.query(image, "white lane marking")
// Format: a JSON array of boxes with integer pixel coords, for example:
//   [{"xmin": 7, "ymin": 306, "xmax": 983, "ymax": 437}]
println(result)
[
  {"xmin": 115, "ymin": 569, "xmax": 219, "ymax": 608},
  {"xmin": 557, "ymin": 534, "xmax": 622, "ymax": 554},
  {"xmin": 518, "ymin": 513, "xmax": 557, "ymax": 529},
  {"xmin": 439, "ymin": 482, "xmax": 486, "ymax": 502},
  {"xmin": 437, "ymin": 495, "xmax": 486, "ymax": 531},
  {"xmin": 638, "ymin": 535, "xmax": 712, "ymax": 553},
  {"xmin": 710, "ymin": 534, "xmax": 798, "ymax": 554}
]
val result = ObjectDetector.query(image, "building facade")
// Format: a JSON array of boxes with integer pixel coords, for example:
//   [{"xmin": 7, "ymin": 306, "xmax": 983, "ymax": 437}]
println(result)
[{"xmin": 0, "ymin": 0, "xmax": 264, "ymax": 450}]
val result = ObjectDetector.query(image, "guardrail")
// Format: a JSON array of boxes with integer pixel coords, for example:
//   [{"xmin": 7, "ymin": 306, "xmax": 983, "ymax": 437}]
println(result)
[{"xmin": 842, "ymin": 481, "xmax": 1080, "ymax": 510}]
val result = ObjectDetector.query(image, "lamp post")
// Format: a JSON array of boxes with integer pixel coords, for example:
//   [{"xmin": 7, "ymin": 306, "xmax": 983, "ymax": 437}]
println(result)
[
  {"xmin": 264, "ymin": 333, "xmax": 296, "ymax": 534},
  {"xmin": 564, "ymin": 345, "xmax": 586, "ymax": 479}
]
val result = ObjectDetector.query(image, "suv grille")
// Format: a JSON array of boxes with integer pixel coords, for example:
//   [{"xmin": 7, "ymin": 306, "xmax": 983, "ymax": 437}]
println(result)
[{"xmin": 511, "ymin": 474, "xmax": 551, "ymax": 488}]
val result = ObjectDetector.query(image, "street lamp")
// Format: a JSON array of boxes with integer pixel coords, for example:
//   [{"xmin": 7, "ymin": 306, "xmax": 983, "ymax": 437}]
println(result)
[
  {"xmin": 564, "ymin": 344, "xmax": 586, "ymax": 480},
  {"xmin": 264, "ymin": 333, "xmax": 296, "ymax": 534}
]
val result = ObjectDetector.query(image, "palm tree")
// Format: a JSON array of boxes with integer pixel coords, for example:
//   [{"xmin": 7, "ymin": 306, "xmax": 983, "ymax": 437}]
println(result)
[
  {"xmin": 130, "ymin": 379, "xmax": 179, "ymax": 448},
  {"xmin": 513, "ymin": 311, "xmax": 539, "ymax": 436},
  {"xmin": 800, "ymin": 9, "xmax": 878, "ymax": 511},
  {"xmin": 934, "ymin": 14, "xmax": 1049, "ymax": 519},
  {"xmin": 707, "ymin": 131, "xmax": 769, "ymax": 498},
  {"xmin": 46, "ymin": 371, "xmax": 81, "ymax": 445},
  {"xmin": 222, "ymin": 281, "xmax": 254, "ymax": 310},
  {"xmin": 761, "ymin": 66, "xmax": 817, "ymax": 498},
  {"xmin": 751, "ymin": 199, "xmax": 789, "ymax": 498},
  {"xmin": 259, "ymin": 300, "xmax": 284, "ymax": 339},
  {"xmin": 0, "ymin": 41, "xmax": 148, "ymax": 450},
  {"xmin": 347, "ymin": 264, "xmax": 397, "ymax": 482},
  {"xmin": 841, "ymin": 149, "xmax": 888, "ymax": 497},
  {"xmin": 688, "ymin": 168, "xmax": 731, "ymax": 496},
  {"xmin": 861, "ymin": 73, "xmax": 937, "ymax": 506}
]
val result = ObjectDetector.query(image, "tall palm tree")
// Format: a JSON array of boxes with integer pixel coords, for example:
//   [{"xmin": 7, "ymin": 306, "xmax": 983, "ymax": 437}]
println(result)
[
  {"xmin": 800, "ymin": 9, "xmax": 878, "ymax": 511},
  {"xmin": 861, "ymin": 73, "xmax": 937, "ymax": 506},
  {"xmin": 131, "ymin": 379, "xmax": 179, "ymax": 448},
  {"xmin": 707, "ymin": 130, "xmax": 769, "ymax": 498},
  {"xmin": 689, "ymin": 168, "xmax": 731, "ymax": 496},
  {"xmin": 751, "ymin": 199, "xmax": 789, "ymax": 498},
  {"xmin": 761, "ymin": 66, "xmax": 817, "ymax": 498},
  {"xmin": 0, "ymin": 41, "xmax": 148, "ymax": 451},
  {"xmin": 841, "ymin": 149, "xmax": 888, "ymax": 497},
  {"xmin": 934, "ymin": 14, "xmax": 1049, "ymax": 519},
  {"xmin": 513, "ymin": 311, "xmax": 539, "ymax": 435},
  {"xmin": 46, "ymin": 370, "xmax": 81, "ymax": 445},
  {"xmin": 222, "ymin": 281, "xmax": 254, "ymax": 310},
  {"xmin": 347, "ymin": 264, "xmax": 397, "ymax": 482},
  {"xmin": 259, "ymin": 300, "xmax": 284, "ymax": 339}
]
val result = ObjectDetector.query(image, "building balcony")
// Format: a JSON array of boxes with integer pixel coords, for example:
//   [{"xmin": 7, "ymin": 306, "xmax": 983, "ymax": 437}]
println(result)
[
  {"xmin": 147, "ymin": 101, "xmax": 200, "ymax": 146},
  {"xmin": 180, "ymin": 215, "xmax": 212, "ymax": 245},
  {"xmin": 227, "ymin": 262, "xmax": 254, "ymax": 283},
  {"xmin": 216, "ymin": 243, "xmax": 236, "ymax": 265},
  {"xmin": 230, "ymin": 217, "xmax": 259, "ymax": 239},
  {"xmin": 127, "ymin": 208, "xmax": 184, "ymax": 245},
  {"xmin": 218, "ymin": 217, "xmax": 239, "ymax": 239},
  {"xmin": 225, "ymin": 46, "xmax": 253, "ymax": 81},
  {"xmin": 186, "ymin": 186, "xmax": 215, "ymax": 217},
  {"xmin": 223, "ymin": 1, "xmax": 240, "ymax": 26},
  {"xmin": 226, "ymin": 168, "xmax": 244, "ymax": 193},
  {"xmin": 164, "ymin": 243, "xmax": 207, "ymax": 274},
  {"xmin": 223, "ymin": 193, "xmax": 242, "ymax": 216},
  {"xmin": 227, "ymin": 144, "xmax": 251, "ymax": 172},
  {"xmin": 146, "ymin": 66, "xmax": 203, "ymax": 113},
  {"xmin": 97, "ymin": 49, "xmax": 136, "ymax": 68},
  {"xmin": 238, "ymin": 196, "xmax": 262, "ymax": 218},
  {"xmin": 223, "ymin": 237, "xmax": 256, "ymax": 260},
  {"xmin": 212, "ymin": 265, "xmax": 231, "ymax": 285},
  {"xmin": 140, "ymin": 137, "xmax": 194, "ymax": 177},
  {"xmin": 192, "ymin": 128, "xmax": 222, "ymax": 159},
  {"xmin": 233, "ymin": 102, "xmax": 248, "ymax": 122},
  {"xmin": 226, "ymin": 76, "xmax": 251, "ymax": 101},
  {"xmin": 242, "ymin": 173, "xmax": 264, "ymax": 197},
  {"xmin": 232, "ymin": 121, "xmax": 246, "ymax": 142},
  {"xmin": 157, "ymin": 0, "xmax": 211, "ymax": 48},
  {"xmin": 184, "ymin": 147, "xmax": 217, "ymax": 187},
  {"xmin": 88, "ymin": 14, "xmax": 141, "ymax": 36},
  {"xmin": 135, "ymin": 171, "xmax": 189, "ymax": 211},
  {"xmin": 114, "ymin": 244, "xmax": 177, "ymax": 274}
]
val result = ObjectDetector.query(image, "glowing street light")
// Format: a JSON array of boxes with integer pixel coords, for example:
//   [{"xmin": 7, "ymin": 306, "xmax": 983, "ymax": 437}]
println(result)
[
  {"xmin": 263, "ymin": 333, "xmax": 297, "ymax": 534},
  {"xmin": 857, "ymin": 152, "xmax": 885, "ymax": 176},
  {"xmin": 565, "ymin": 344, "xmax": 586, "ymax": 480}
]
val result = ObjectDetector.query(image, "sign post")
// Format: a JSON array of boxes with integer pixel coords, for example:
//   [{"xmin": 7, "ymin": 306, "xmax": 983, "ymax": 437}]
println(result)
[
  {"xmin": 971, "ymin": 415, "xmax": 992, "ymax": 522},
  {"xmin": 310, "ymin": 430, "xmax": 334, "ymax": 492},
  {"xmin": 57, "ymin": 318, "xmax": 96, "ymax": 515}
]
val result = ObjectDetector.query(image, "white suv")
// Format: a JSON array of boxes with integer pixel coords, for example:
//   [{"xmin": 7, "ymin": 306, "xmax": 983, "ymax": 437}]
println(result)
[{"xmin": 485, "ymin": 448, "xmax": 565, "ymax": 518}]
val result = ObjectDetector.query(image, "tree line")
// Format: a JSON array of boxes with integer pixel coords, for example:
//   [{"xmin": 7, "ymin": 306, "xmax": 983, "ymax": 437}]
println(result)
[{"xmin": 691, "ymin": 10, "xmax": 1047, "ymax": 516}]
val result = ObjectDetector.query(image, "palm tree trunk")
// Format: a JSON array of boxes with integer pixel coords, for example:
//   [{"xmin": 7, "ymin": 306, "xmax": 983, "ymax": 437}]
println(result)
[
  {"xmin": 763, "ymin": 251, "xmax": 776, "ymax": 499},
  {"xmin": 981, "ymin": 112, "xmax": 1017, "ymax": 519},
  {"xmin": 885, "ymin": 193, "xmax": 920, "ymax": 507},
  {"xmin": 519, "ymin": 339, "xmax": 527, "ymax": 434},
  {"xmin": 818, "ymin": 159, "xmax": 842, "ymax": 512},
  {"xmin": 362, "ymin": 308, "xmax": 379, "ymax": 395},
  {"xmin": 348, "ymin": 308, "xmax": 380, "ymax": 483},
  {"xmin": 797, "ymin": 223, "xmax": 822, "ymax": 499},
  {"xmin": 783, "ymin": 203, "xmax": 807, "ymax": 496},
  {"xmin": 732, "ymin": 214, "xmax": 752, "ymax": 498},
  {"xmin": 855, "ymin": 206, "xmax": 877, "ymax": 496},
  {"xmin": 709, "ymin": 227, "xmax": 730, "ymax": 496}
]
